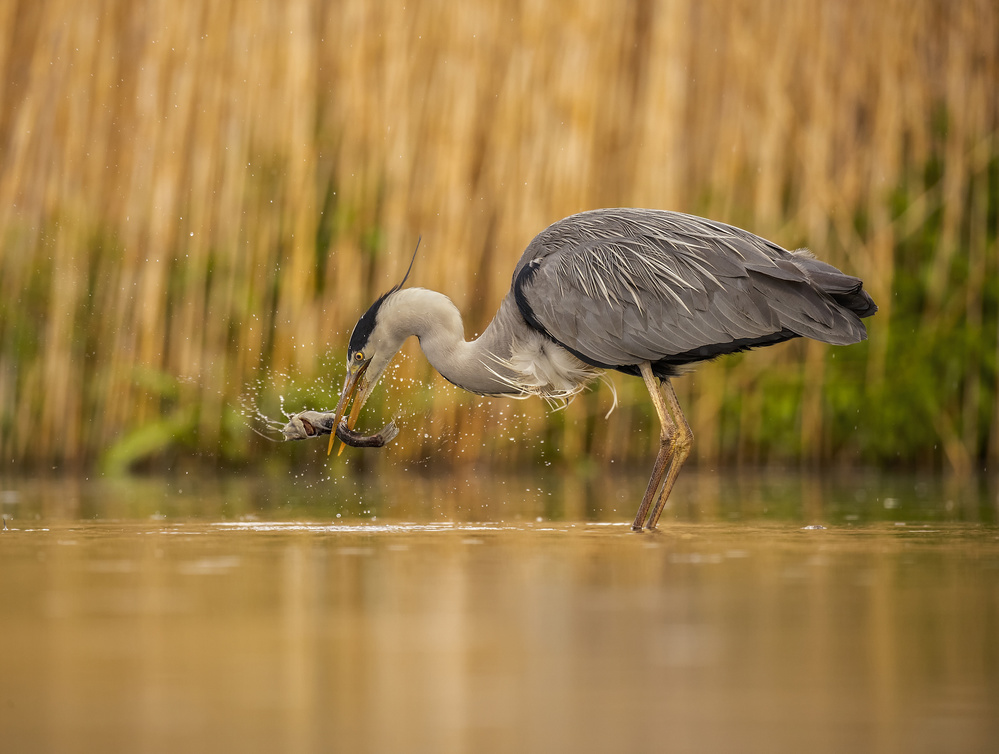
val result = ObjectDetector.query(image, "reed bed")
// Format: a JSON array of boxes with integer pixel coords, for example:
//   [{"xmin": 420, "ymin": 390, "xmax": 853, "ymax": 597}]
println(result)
[{"xmin": 0, "ymin": 0, "xmax": 996, "ymax": 473}]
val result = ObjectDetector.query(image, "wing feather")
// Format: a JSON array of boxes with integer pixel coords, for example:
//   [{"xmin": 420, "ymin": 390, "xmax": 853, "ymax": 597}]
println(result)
[{"xmin": 512, "ymin": 209, "xmax": 874, "ymax": 373}]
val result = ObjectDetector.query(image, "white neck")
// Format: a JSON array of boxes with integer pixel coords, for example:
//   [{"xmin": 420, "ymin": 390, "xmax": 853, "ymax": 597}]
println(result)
[
  {"xmin": 374, "ymin": 288, "xmax": 521, "ymax": 395},
  {"xmin": 373, "ymin": 287, "xmax": 602, "ymax": 399}
]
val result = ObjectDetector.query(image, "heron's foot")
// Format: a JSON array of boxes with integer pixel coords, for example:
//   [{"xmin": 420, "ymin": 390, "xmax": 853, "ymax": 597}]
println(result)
[{"xmin": 630, "ymin": 522, "xmax": 664, "ymax": 532}]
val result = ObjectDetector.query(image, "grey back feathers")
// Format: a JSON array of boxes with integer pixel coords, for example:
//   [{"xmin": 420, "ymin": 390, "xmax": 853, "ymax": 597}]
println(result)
[{"xmin": 513, "ymin": 208, "xmax": 877, "ymax": 378}]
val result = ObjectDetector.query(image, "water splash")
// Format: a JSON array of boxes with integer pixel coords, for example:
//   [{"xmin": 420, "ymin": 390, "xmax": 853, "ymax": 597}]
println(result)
[{"xmin": 236, "ymin": 366, "xmax": 341, "ymax": 442}]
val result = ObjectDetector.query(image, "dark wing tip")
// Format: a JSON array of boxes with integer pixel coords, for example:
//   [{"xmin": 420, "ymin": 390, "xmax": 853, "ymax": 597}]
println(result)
[{"xmin": 789, "ymin": 251, "xmax": 878, "ymax": 319}]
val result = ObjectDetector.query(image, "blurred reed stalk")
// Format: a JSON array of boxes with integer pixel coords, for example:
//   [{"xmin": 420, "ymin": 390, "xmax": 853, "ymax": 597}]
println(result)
[{"xmin": 0, "ymin": 0, "xmax": 996, "ymax": 472}]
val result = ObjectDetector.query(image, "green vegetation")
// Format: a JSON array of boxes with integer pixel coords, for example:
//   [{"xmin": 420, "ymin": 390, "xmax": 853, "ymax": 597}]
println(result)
[{"xmin": 0, "ymin": 0, "xmax": 996, "ymax": 473}]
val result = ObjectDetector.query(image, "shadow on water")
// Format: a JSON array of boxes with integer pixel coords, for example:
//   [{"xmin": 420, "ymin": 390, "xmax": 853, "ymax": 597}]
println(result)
[{"xmin": 1, "ymin": 469, "xmax": 998, "ymax": 754}]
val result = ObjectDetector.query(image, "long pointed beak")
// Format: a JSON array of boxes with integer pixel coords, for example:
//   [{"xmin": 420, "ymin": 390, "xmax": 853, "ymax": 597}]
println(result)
[{"xmin": 326, "ymin": 361, "xmax": 370, "ymax": 456}]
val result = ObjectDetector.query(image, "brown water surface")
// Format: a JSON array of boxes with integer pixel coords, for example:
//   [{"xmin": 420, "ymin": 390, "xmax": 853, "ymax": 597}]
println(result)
[{"xmin": 1, "ymin": 471, "xmax": 997, "ymax": 753}]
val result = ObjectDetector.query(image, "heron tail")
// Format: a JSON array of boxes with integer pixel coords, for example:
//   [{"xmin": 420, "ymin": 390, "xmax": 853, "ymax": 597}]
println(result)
[{"xmin": 790, "ymin": 251, "xmax": 878, "ymax": 319}]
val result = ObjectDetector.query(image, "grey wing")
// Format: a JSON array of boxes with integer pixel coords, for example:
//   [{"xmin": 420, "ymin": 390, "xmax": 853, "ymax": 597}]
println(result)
[{"xmin": 512, "ymin": 210, "xmax": 870, "ymax": 373}]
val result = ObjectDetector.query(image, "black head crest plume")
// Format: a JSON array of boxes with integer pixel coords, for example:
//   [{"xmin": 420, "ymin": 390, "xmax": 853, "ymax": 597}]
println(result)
[
  {"xmin": 396, "ymin": 236, "xmax": 421, "ymax": 292},
  {"xmin": 346, "ymin": 237, "xmax": 422, "ymax": 355}
]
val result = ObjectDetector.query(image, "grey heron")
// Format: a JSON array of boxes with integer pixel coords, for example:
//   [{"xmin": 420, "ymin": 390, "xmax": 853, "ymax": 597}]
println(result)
[{"xmin": 325, "ymin": 208, "xmax": 877, "ymax": 530}]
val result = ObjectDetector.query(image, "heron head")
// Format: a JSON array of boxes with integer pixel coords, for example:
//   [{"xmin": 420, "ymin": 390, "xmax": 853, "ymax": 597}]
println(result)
[
  {"xmin": 326, "ymin": 291, "xmax": 403, "ymax": 455},
  {"xmin": 327, "ymin": 239, "xmax": 421, "ymax": 456}
]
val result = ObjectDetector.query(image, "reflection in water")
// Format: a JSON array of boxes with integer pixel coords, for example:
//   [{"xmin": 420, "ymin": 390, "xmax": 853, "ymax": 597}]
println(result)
[
  {"xmin": 2, "ymin": 468, "xmax": 996, "ymax": 525},
  {"xmin": 1, "ymin": 472, "xmax": 997, "ymax": 753}
]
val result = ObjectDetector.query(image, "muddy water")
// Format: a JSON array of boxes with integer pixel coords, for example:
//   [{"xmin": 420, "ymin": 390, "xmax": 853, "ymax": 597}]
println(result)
[{"xmin": 1, "ymin": 471, "xmax": 997, "ymax": 754}]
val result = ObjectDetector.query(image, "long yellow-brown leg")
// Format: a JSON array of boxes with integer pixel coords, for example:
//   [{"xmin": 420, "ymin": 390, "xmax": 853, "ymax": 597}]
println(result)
[
  {"xmin": 631, "ymin": 362, "xmax": 677, "ymax": 531},
  {"xmin": 645, "ymin": 377, "xmax": 693, "ymax": 530}
]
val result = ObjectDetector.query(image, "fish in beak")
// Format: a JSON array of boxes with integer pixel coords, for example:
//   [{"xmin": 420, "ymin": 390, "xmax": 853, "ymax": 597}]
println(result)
[{"xmin": 326, "ymin": 360, "xmax": 371, "ymax": 456}]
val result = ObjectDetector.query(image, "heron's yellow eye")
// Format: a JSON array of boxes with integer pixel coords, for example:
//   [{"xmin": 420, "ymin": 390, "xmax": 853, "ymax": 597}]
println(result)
[{"xmin": 353, "ymin": 351, "xmax": 364, "ymax": 362}]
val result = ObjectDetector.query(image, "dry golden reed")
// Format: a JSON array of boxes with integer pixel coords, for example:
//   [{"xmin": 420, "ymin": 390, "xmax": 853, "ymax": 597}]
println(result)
[{"xmin": 0, "ymin": 0, "xmax": 996, "ymax": 471}]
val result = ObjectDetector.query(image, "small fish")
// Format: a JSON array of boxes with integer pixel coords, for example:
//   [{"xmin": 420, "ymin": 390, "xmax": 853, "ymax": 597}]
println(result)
[{"xmin": 281, "ymin": 410, "xmax": 399, "ymax": 448}]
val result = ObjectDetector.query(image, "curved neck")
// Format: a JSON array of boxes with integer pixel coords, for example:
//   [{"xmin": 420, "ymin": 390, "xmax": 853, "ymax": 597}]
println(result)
[{"xmin": 382, "ymin": 288, "xmax": 522, "ymax": 395}]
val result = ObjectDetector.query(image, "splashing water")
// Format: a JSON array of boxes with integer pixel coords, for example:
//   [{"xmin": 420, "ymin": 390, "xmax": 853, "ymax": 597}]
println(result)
[
  {"xmin": 235, "ymin": 357, "xmax": 422, "ymax": 445},
  {"xmin": 236, "ymin": 367, "xmax": 340, "ymax": 443}
]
